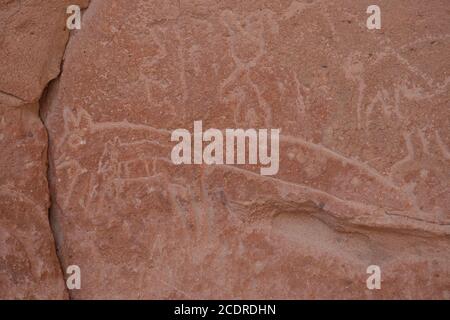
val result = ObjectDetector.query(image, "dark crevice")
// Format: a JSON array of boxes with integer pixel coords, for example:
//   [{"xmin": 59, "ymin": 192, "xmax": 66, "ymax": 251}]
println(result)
[{"xmin": 39, "ymin": 80, "xmax": 71, "ymax": 299}]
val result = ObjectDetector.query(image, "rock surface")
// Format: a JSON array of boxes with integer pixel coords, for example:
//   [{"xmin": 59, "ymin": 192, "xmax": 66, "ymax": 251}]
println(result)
[
  {"xmin": 41, "ymin": 0, "xmax": 450, "ymax": 299},
  {"xmin": 0, "ymin": 0, "xmax": 87, "ymax": 299},
  {"xmin": 0, "ymin": 0, "xmax": 89, "ymax": 106},
  {"xmin": 1, "ymin": 0, "xmax": 449, "ymax": 299},
  {"xmin": 0, "ymin": 105, "xmax": 66, "ymax": 299}
]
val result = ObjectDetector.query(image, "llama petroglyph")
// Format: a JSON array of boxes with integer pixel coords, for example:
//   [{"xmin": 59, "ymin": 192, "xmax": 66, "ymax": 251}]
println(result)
[{"xmin": 53, "ymin": 107, "xmax": 449, "ymax": 236}]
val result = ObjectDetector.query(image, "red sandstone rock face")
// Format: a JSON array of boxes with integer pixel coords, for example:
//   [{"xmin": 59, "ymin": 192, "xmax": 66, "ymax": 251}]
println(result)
[
  {"xmin": 0, "ymin": 105, "xmax": 66, "ymax": 299},
  {"xmin": 2, "ymin": 0, "xmax": 450, "ymax": 299},
  {"xmin": 41, "ymin": 0, "xmax": 449, "ymax": 299},
  {"xmin": 0, "ymin": 0, "xmax": 88, "ymax": 299},
  {"xmin": 0, "ymin": 0, "xmax": 90, "ymax": 106}
]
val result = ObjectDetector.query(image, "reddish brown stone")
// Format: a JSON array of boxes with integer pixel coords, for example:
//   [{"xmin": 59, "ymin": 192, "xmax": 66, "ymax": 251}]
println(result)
[
  {"xmin": 0, "ymin": 0, "xmax": 90, "ymax": 107},
  {"xmin": 0, "ymin": 0, "xmax": 89, "ymax": 299},
  {"xmin": 41, "ymin": 0, "xmax": 449, "ymax": 299},
  {"xmin": 0, "ymin": 105, "xmax": 66, "ymax": 299}
]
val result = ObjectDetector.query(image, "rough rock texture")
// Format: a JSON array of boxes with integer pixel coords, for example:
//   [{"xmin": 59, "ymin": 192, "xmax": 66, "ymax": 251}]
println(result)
[
  {"xmin": 0, "ymin": 105, "xmax": 66, "ymax": 299},
  {"xmin": 40, "ymin": 0, "xmax": 450, "ymax": 299},
  {"xmin": 1, "ymin": 0, "xmax": 449, "ymax": 299},
  {"xmin": 0, "ymin": 0, "xmax": 89, "ymax": 106},
  {"xmin": 0, "ymin": 0, "xmax": 88, "ymax": 299}
]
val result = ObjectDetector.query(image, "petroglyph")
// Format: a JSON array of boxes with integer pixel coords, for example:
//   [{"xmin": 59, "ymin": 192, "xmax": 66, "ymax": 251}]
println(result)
[{"xmin": 23, "ymin": 0, "xmax": 450, "ymax": 299}]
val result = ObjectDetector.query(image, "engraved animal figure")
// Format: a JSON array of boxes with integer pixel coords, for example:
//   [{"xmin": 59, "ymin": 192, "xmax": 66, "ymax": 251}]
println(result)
[{"xmin": 220, "ymin": 9, "xmax": 278, "ymax": 127}]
